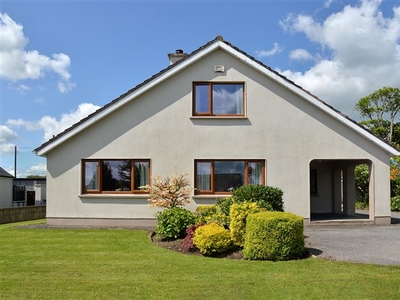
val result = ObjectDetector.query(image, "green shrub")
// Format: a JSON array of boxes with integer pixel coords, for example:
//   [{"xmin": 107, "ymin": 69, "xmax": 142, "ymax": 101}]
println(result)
[
  {"xmin": 229, "ymin": 202, "xmax": 264, "ymax": 247},
  {"xmin": 216, "ymin": 196, "xmax": 233, "ymax": 218},
  {"xmin": 193, "ymin": 223, "xmax": 234, "ymax": 256},
  {"xmin": 232, "ymin": 185, "xmax": 284, "ymax": 212},
  {"xmin": 391, "ymin": 196, "xmax": 400, "ymax": 212},
  {"xmin": 195, "ymin": 205, "xmax": 228, "ymax": 227},
  {"xmin": 243, "ymin": 212, "xmax": 305, "ymax": 261},
  {"xmin": 355, "ymin": 201, "xmax": 369, "ymax": 210},
  {"xmin": 156, "ymin": 207, "xmax": 196, "ymax": 240}
]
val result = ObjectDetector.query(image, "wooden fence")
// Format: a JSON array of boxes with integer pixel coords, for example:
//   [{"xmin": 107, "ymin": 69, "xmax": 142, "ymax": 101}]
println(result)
[{"xmin": 0, "ymin": 206, "xmax": 46, "ymax": 224}]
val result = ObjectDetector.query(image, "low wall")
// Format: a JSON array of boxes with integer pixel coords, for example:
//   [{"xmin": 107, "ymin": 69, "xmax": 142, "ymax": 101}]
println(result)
[{"xmin": 0, "ymin": 206, "xmax": 46, "ymax": 224}]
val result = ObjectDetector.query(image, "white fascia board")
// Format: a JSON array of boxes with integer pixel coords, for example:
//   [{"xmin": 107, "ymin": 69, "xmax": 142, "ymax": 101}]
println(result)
[
  {"xmin": 35, "ymin": 42, "xmax": 222, "ymax": 156},
  {"xmin": 218, "ymin": 43, "xmax": 400, "ymax": 156}
]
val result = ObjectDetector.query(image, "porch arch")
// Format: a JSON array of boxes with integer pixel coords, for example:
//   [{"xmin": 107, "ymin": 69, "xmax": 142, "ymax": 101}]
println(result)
[{"xmin": 309, "ymin": 159, "xmax": 373, "ymax": 222}]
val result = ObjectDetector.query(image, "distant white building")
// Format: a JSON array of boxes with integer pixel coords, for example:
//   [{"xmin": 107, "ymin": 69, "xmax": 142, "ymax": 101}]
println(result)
[
  {"xmin": 0, "ymin": 167, "xmax": 14, "ymax": 208},
  {"xmin": 13, "ymin": 178, "xmax": 47, "ymax": 206}
]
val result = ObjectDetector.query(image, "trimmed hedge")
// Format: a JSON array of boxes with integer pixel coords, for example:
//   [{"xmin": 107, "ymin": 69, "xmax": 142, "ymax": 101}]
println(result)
[
  {"xmin": 229, "ymin": 202, "xmax": 264, "ymax": 247},
  {"xmin": 193, "ymin": 223, "xmax": 234, "ymax": 256},
  {"xmin": 243, "ymin": 211, "xmax": 305, "ymax": 261}
]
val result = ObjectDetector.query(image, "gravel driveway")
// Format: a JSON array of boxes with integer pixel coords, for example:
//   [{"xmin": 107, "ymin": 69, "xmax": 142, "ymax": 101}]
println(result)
[{"xmin": 305, "ymin": 213, "xmax": 400, "ymax": 266}]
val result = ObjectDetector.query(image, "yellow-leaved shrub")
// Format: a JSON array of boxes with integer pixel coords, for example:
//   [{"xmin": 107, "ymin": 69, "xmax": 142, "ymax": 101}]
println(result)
[
  {"xmin": 193, "ymin": 223, "xmax": 233, "ymax": 256},
  {"xmin": 229, "ymin": 202, "xmax": 264, "ymax": 247},
  {"xmin": 195, "ymin": 205, "xmax": 228, "ymax": 227}
]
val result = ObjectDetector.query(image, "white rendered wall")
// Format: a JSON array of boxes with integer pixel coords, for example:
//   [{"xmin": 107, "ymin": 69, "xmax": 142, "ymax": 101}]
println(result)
[
  {"xmin": 0, "ymin": 177, "xmax": 13, "ymax": 208},
  {"xmin": 44, "ymin": 49, "xmax": 392, "ymax": 222}
]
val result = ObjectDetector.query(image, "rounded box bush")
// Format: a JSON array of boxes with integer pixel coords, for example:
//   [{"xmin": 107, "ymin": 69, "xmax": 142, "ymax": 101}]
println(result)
[
  {"xmin": 156, "ymin": 207, "xmax": 196, "ymax": 240},
  {"xmin": 193, "ymin": 223, "xmax": 234, "ymax": 256},
  {"xmin": 243, "ymin": 211, "xmax": 305, "ymax": 261},
  {"xmin": 232, "ymin": 185, "xmax": 284, "ymax": 212}
]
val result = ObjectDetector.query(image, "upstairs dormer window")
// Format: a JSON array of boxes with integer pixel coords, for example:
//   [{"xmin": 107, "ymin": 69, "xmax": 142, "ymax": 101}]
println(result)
[{"xmin": 193, "ymin": 82, "xmax": 244, "ymax": 116}]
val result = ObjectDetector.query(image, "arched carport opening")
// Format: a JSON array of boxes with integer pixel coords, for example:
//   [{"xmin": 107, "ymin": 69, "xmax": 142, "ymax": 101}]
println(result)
[{"xmin": 310, "ymin": 159, "xmax": 373, "ymax": 223}]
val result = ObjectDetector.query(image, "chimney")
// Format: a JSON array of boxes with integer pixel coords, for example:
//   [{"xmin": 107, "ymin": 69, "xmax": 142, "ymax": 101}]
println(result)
[{"xmin": 168, "ymin": 49, "xmax": 187, "ymax": 65}]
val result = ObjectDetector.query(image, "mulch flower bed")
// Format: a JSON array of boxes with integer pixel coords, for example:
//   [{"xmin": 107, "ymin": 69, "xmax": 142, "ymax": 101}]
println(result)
[{"xmin": 149, "ymin": 232, "xmax": 244, "ymax": 259}]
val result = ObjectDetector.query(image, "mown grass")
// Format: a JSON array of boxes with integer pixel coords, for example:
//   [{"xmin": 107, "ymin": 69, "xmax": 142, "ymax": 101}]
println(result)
[{"xmin": 1, "ymin": 220, "xmax": 400, "ymax": 299}]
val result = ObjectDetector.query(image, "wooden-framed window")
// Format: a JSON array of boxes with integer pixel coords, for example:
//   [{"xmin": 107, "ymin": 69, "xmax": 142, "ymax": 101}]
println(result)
[
  {"xmin": 193, "ymin": 82, "xmax": 245, "ymax": 116},
  {"xmin": 195, "ymin": 159, "xmax": 265, "ymax": 194},
  {"xmin": 82, "ymin": 159, "xmax": 150, "ymax": 194}
]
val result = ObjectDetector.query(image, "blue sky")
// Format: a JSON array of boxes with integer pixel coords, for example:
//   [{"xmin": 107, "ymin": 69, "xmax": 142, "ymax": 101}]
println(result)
[{"xmin": 1, "ymin": 0, "xmax": 400, "ymax": 177}]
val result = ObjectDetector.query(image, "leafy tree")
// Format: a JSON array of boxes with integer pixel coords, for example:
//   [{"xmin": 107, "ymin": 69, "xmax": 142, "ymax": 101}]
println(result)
[
  {"xmin": 355, "ymin": 164, "xmax": 369, "ymax": 204},
  {"xmin": 26, "ymin": 175, "xmax": 46, "ymax": 179},
  {"xmin": 355, "ymin": 86, "xmax": 400, "ymax": 146}
]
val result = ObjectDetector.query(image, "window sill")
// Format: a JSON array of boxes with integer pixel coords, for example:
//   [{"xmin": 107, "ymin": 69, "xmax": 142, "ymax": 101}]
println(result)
[
  {"xmin": 79, "ymin": 194, "xmax": 149, "ymax": 199},
  {"xmin": 192, "ymin": 194, "xmax": 231, "ymax": 199},
  {"xmin": 190, "ymin": 116, "xmax": 248, "ymax": 120}
]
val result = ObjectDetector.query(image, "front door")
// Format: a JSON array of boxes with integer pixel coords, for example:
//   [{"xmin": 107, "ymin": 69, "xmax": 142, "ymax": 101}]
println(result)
[{"xmin": 27, "ymin": 191, "xmax": 35, "ymax": 206}]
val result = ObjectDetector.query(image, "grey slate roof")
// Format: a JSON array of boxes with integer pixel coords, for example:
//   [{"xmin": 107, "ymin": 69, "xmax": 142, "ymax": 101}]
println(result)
[
  {"xmin": 0, "ymin": 167, "xmax": 14, "ymax": 178},
  {"xmin": 33, "ymin": 35, "xmax": 398, "ymax": 155}
]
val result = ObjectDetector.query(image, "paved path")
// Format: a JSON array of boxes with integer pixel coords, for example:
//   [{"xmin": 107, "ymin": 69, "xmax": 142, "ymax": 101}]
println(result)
[{"xmin": 305, "ymin": 212, "xmax": 400, "ymax": 266}]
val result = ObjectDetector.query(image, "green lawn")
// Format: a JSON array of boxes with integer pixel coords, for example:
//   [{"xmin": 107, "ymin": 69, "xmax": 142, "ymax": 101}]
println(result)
[{"xmin": 1, "ymin": 220, "xmax": 400, "ymax": 299}]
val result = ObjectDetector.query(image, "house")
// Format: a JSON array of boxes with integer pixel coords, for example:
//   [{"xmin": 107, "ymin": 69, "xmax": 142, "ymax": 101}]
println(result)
[
  {"xmin": 34, "ymin": 36, "xmax": 399, "ymax": 227},
  {"xmin": 0, "ymin": 167, "xmax": 14, "ymax": 208},
  {"xmin": 13, "ymin": 178, "xmax": 46, "ymax": 206}
]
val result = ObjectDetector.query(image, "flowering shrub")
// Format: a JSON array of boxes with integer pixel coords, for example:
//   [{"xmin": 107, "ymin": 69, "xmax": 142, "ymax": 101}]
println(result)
[{"xmin": 143, "ymin": 172, "xmax": 193, "ymax": 208}]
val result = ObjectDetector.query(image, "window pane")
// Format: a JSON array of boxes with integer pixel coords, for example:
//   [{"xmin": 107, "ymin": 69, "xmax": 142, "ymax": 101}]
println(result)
[
  {"xmin": 248, "ymin": 162, "xmax": 263, "ymax": 185},
  {"xmin": 215, "ymin": 161, "xmax": 244, "ymax": 192},
  {"xmin": 195, "ymin": 85, "xmax": 210, "ymax": 114},
  {"xmin": 212, "ymin": 84, "xmax": 243, "ymax": 115},
  {"xmin": 196, "ymin": 162, "xmax": 212, "ymax": 191},
  {"xmin": 102, "ymin": 160, "xmax": 131, "ymax": 192},
  {"xmin": 85, "ymin": 162, "xmax": 99, "ymax": 191},
  {"xmin": 134, "ymin": 161, "xmax": 149, "ymax": 190}
]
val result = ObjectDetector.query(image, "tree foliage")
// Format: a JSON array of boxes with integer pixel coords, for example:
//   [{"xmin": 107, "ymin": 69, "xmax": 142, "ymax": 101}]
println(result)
[
  {"xmin": 355, "ymin": 164, "xmax": 369, "ymax": 203},
  {"xmin": 355, "ymin": 86, "xmax": 400, "ymax": 146}
]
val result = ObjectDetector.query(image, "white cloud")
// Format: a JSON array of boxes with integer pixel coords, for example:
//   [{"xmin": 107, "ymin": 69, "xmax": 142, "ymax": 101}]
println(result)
[
  {"xmin": 278, "ymin": 0, "xmax": 400, "ymax": 116},
  {"xmin": 324, "ymin": 0, "xmax": 334, "ymax": 8},
  {"xmin": 0, "ymin": 13, "xmax": 74, "ymax": 93},
  {"xmin": 289, "ymin": 49, "xmax": 314, "ymax": 61},
  {"xmin": 0, "ymin": 125, "xmax": 18, "ymax": 154},
  {"xmin": 25, "ymin": 163, "xmax": 46, "ymax": 176},
  {"xmin": 7, "ymin": 103, "xmax": 101, "ymax": 142},
  {"xmin": 256, "ymin": 43, "xmax": 283, "ymax": 58},
  {"xmin": 35, "ymin": 97, "xmax": 45, "ymax": 105},
  {"xmin": 58, "ymin": 81, "xmax": 76, "ymax": 94},
  {"xmin": 0, "ymin": 125, "xmax": 18, "ymax": 143}
]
